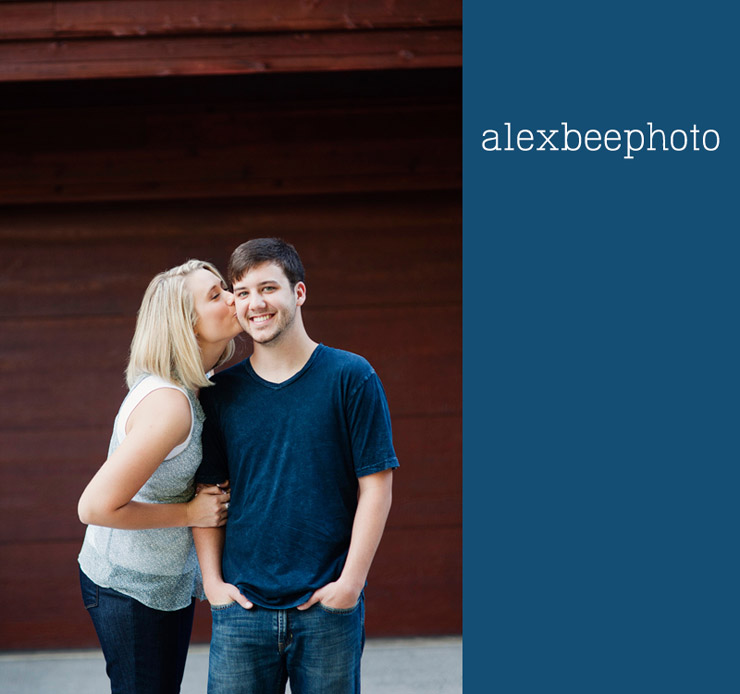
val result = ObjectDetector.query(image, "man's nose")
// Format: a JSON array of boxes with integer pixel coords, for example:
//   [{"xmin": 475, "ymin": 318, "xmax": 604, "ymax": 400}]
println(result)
[{"xmin": 249, "ymin": 293, "xmax": 267, "ymax": 310}]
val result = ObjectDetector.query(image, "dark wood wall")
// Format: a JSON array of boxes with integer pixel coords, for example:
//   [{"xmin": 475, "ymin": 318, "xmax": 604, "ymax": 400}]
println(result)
[
  {"xmin": 0, "ymin": 68, "xmax": 461, "ymax": 650},
  {"xmin": 0, "ymin": 70, "xmax": 460, "ymax": 204},
  {"xmin": 0, "ymin": 0, "xmax": 461, "ymax": 81}
]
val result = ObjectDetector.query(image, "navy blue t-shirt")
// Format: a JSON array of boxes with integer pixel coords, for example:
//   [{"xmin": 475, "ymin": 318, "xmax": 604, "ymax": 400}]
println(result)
[{"xmin": 196, "ymin": 344, "xmax": 399, "ymax": 608}]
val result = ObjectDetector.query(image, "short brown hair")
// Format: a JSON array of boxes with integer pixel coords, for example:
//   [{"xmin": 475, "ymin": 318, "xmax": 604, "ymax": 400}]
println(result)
[{"xmin": 228, "ymin": 238, "xmax": 305, "ymax": 288}]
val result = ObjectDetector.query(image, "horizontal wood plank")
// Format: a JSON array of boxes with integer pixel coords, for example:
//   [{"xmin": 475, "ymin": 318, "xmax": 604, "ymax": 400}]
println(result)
[
  {"xmin": 1, "ymin": 1, "xmax": 461, "ymax": 41},
  {"xmin": 0, "ymin": 28, "xmax": 461, "ymax": 83},
  {"xmin": 0, "ymin": 102, "xmax": 460, "ymax": 151},
  {"xmin": 0, "ymin": 306, "xmax": 459, "ymax": 431},
  {"xmin": 0, "ymin": 191, "xmax": 460, "ymax": 240},
  {"xmin": 0, "ymin": 173, "xmax": 459, "ymax": 205},
  {"xmin": 0, "ymin": 2, "xmax": 54, "ymax": 41},
  {"xmin": 0, "ymin": 195, "xmax": 460, "ymax": 315},
  {"xmin": 0, "ymin": 140, "xmax": 460, "ymax": 204}
]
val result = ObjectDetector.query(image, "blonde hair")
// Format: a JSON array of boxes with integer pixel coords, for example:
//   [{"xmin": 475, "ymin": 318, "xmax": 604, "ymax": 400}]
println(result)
[{"xmin": 126, "ymin": 260, "xmax": 235, "ymax": 391}]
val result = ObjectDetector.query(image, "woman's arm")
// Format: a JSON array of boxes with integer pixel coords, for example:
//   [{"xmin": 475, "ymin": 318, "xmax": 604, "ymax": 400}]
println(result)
[{"xmin": 78, "ymin": 388, "xmax": 228, "ymax": 529}]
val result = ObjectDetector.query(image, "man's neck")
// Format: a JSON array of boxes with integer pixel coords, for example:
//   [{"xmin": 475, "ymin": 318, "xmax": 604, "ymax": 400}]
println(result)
[{"xmin": 250, "ymin": 332, "xmax": 318, "ymax": 384}]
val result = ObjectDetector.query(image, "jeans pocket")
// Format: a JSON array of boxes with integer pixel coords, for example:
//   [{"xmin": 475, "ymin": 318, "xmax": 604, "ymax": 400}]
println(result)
[
  {"xmin": 79, "ymin": 569, "xmax": 99, "ymax": 610},
  {"xmin": 317, "ymin": 598, "xmax": 361, "ymax": 615},
  {"xmin": 210, "ymin": 600, "xmax": 238, "ymax": 612}
]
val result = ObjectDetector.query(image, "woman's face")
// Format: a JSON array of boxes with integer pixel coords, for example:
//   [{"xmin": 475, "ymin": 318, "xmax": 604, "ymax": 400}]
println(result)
[{"xmin": 186, "ymin": 268, "xmax": 242, "ymax": 347}]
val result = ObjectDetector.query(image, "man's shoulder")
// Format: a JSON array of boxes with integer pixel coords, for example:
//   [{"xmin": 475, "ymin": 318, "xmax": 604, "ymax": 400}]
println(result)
[
  {"xmin": 211, "ymin": 358, "xmax": 249, "ymax": 382},
  {"xmin": 318, "ymin": 345, "xmax": 374, "ymax": 376},
  {"xmin": 201, "ymin": 359, "xmax": 249, "ymax": 404}
]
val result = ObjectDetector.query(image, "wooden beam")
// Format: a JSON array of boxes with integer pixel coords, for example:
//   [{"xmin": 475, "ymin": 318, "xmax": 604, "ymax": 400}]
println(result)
[
  {"xmin": 0, "ymin": 28, "xmax": 461, "ymax": 82},
  {"xmin": 1, "ymin": 1, "xmax": 461, "ymax": 40},
  {"xmin": 0, "ymin": 2, "xmax": 54, "ymax": 41},
  {"xmin": 0, "ymin": 153, "xmax": 460, "ymax": 205},
  {"xmin": 0, "ymin": 195, "xmax": 462, "ymax": 315},
  {"xmin": 0, "ymin": 307, "xmax": 460, "ymax": 430}
]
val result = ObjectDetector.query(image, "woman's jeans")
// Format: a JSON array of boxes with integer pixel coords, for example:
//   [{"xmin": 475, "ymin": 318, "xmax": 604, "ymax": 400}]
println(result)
[
  {"xmin": 79, "ymin": 567, "xmax": 195, "ymax": 694},
  {"xmin": 208, "ymin": 595, "xmax": 365, "ymax": 694}
]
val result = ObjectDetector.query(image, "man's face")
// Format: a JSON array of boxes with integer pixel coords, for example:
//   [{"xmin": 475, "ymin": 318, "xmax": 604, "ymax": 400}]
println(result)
[{"xmin": 232, "ymin": 262, "xmax": 304, "ymax": 345}]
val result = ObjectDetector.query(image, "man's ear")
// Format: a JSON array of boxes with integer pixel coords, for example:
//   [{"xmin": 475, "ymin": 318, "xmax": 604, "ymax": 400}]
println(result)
[{"xmin": 295, "ymin": 281, "xmax": 307, "ymax": 306}]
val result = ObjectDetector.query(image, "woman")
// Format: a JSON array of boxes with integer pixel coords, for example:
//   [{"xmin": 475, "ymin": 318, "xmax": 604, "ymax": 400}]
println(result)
[{"xmin": 78, "ymin": 259, "xmax": 242, "ymax": 694}]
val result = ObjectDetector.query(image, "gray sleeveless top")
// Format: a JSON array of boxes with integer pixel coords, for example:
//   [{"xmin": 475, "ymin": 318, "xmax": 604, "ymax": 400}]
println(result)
[{"xmin": 78, "ymin": 374, "xmax": 206, "ymax": 611}]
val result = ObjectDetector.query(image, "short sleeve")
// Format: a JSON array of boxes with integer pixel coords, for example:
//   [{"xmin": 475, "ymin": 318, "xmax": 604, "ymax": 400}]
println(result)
[
  {"xmin": 195, "ymin": 394, "xmax": 230, "ymax": 485},
  {"xmin": 346, "ymin": 371, "xmax": 399, "ymax": 478}
]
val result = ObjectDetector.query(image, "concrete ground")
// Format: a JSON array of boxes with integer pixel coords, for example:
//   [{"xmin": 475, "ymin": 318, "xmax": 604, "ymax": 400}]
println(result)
[{"xmin": 0, "ymin": 636, "xmax": 461, "ymax": 694}]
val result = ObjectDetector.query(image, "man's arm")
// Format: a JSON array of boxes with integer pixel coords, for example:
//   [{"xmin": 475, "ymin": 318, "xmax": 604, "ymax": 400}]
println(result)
[
  {"xmin": 193, "ymin": 526, "xmax": 252, "ymax": 609},
  {"xmin": 297, "ymin": 468, "xmax": 393, "ymax": 610}
]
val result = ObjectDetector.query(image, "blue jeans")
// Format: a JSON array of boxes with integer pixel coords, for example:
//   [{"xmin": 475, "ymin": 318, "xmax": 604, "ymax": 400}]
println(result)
[
  {"xmin": 79, "ymin": 567, "xmax": 195, "ymax": 694},
  {"xmin": 208, "ymin": 596, "xmax": 365, "ymax": 694}
]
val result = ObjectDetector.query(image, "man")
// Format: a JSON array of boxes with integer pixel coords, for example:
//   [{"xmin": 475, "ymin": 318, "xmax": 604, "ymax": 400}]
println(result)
[{"xmin": 194, "ymin": 237, "xmax": 398, "ymax": 694}]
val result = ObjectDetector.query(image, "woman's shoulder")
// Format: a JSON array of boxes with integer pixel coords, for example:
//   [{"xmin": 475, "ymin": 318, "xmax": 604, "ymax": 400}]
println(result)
[
  {"xmin": 132, "ymin": 373, "xmax": 188, "ymax": 396},
  {"xmin": 117, "ymin": 374, "xmax": 192, "ymax": 441}
]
